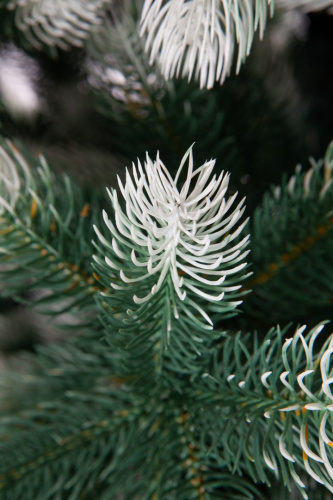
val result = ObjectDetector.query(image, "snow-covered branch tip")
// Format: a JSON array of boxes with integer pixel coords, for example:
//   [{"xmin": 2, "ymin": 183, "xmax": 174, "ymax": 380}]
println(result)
[
  {"xmin": 262, "ymin": 324, "xmax": 333, "ymax": 495},
  {"xmin": 140, "ymin": 0, "xmax": 274, "ymax": 89},
  {"xmin": 94, "ymin": 145, "xmax": 250, "ymax": 327},
  {"xmin": 0, "ymin": 140, "xmax": 32, "ymax": 215},
  {"xmin": 6, "ymin": 0, "xmax": 109, "ymax": 51}
]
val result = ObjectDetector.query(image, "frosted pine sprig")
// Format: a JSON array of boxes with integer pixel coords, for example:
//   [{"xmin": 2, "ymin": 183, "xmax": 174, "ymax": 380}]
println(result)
[
  {"xmin": 0, "ymin": 140, "xmax": 31, "ymax": 214},
  {"xmin": 140, "ymin": 0, "xmax": 274, "ymax": 89},
  {"xmin": 94, "ymin": 146, "xmax": 250, "ymax": 328},
  {"xmin": 6, "ymin": 0, "xmax": 108, "ymax": 51},
  {"xmin": 261, "ymin": 324, "xmax": 333, "ymax": 495}
]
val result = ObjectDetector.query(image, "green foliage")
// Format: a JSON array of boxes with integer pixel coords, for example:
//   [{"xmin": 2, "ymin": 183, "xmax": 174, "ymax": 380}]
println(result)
[
  {"xmin": 0, "ymin": 0, "xmax": 109, "ymax": 56},
  {"xmin": 0, "ymin": 138, "xmax": 103, "ymax": 323},
  {"xmin": 85, "ymin": 0, "xmax": 304, "ymax": 192},
  {"xmin": 0, "ymin": 2, "xmax": 332, "ymax": 500},
  {"xmin": 86, "ymin": 8, "xmax": 232, "ymax": 167},
  {"xmin": 0, "ymin": 136, "xmax": 332, "ymax": 498},
  {"xmin": 197, "ymin": 323, "xmax": 333, "ymax": 498},
  {"xmin": 1, "ymin": 307, "xmax": 333, "ymax": 498},
  {"xmin": 244, "ymin": 141, "xmax": 333, "ymax": 325},
  {"xmin": 92, "ymin": 145, "xmax": 250, "ymax": 383},
  {"xmin": 0, "ymin": 337, "xmax": 261, "ymax": 500}
]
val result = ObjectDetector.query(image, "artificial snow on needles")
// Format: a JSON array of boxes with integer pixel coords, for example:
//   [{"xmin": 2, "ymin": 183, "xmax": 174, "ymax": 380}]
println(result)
[
  {"xmin": 140, "ymin": 0, "xmax": 273, "ymax": 89},
  {"xmin": 94, "ymin": 145, "xmax": 250, "ymax": 326}
]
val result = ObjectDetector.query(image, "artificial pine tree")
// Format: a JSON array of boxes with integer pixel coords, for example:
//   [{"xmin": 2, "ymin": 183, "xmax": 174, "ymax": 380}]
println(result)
[{"xmin": 0, "ymin": 1, "xmax": 333, "ymax": 499}]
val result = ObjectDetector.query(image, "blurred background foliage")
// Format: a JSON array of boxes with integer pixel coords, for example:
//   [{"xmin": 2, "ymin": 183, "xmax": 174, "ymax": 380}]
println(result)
[{"xmin": 0, "ymin": 2, "xmax": 331, "ymax": 193}]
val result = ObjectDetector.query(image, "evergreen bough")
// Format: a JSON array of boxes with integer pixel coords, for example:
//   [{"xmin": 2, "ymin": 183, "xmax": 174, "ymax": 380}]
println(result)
[
  {"xmin": 0, "ymin": 1, "xmax": 333, "ymax": 499},
  {"xmin": 1, "ymin": 136, "xmax": 333, "ymax": 499}
]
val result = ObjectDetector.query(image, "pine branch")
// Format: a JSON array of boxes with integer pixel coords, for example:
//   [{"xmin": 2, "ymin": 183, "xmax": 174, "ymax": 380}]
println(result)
[
  {"xmin": 0, "ymin": 337, "xmax": 143, "ymax": 499},
  {"xmin": 0, "ymin": 401, "xmax": 137, "ymax": 500},
  {"xmin": 3, "ymin": 321, "xmax": 333, "ymax": 498},
  {"xmin": 0, "ymin": 1, "xmax": 332, "ymax": 499},
  {"xmin": 0, "ymin": 335, "xmax": 260, "ymax": 500},
  {"xmin": 0, "ymin": 0, "xmax": 109, "ymax": 55},
  {"xmin": 192, "ymin": 323, "xmax": 333, "ymax": 498},
  {"xmin": 243, "ymin": 141, "xmax": 333, "ymax": 324},
  {"xmin": 92, "ymin": 145, "xmax": 250, "ymax": 378},
  {"xmin": 0, "ymin": 341, "xmax": 122, "ymax": 414},
  {"xmin": 139, "ymin": 0, "xmax": 275, "ymax": 89},
  {"xmin": 86, "ymin": 3, "xmax": 233, "ymax": 165},
  {"xmin": 0, "ymin": 138, "xmax": 103, "ymax": 326}
]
